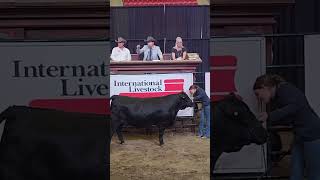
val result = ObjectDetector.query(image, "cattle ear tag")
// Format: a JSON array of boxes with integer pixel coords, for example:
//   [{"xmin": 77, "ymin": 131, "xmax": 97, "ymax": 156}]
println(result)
[
  {"xmin": 179, "ymin": 94, "xmax": 186, "ymax": 99},
  {"xmin": 233, "ymin": 112, "xmax": 239, "ymax": 116}
]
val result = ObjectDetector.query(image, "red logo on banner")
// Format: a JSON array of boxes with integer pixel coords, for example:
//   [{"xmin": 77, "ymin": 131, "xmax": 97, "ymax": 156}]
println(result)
[
  {"xmin": 210, "ymin": 56, "xmax": 238, "ymax": 102},
  {"xmin": 120, "ymin": 79, "xmax": 184, "ymax": 98}
]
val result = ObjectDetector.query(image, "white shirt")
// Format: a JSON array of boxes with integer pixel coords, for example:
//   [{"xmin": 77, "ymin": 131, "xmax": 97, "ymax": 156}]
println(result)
[{"xmin": 110, "ymin": 47, "xmax": 131, "ymax": 61}]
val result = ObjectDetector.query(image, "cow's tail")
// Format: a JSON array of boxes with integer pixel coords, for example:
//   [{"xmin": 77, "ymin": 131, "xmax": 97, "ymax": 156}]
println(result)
[
  {"xmin": 110, "ymin": 95, "xmax": 119, "ymax": 105},
  {"xmin": 109, "ymin": 95, "xmax": 117, "ymax": 110},
  {"xmin": 0, "ymin": 106, "xmax": 13, "ymax": 124}
]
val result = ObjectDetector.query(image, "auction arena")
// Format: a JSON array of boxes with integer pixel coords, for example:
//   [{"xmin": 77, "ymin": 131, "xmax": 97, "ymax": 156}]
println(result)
[
  {"xmin": 109, "ymin": 2, "xmax": 210, "ymax": 179},
  {"xmin": 110, "ymin": 131, "xmax": 210, "ymax": 180}
]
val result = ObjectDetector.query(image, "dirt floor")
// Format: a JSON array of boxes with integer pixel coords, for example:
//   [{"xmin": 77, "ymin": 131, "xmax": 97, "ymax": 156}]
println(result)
[{"xmin": 110, "ymin": 131, "xmax": 210, "ymax": 180}]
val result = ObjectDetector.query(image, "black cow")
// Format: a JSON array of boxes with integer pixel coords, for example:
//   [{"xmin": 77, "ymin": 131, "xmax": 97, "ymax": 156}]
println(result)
[
  {"xmin": 110, "ymin": 92, "xmax": 194, "ymax": 146},
  {"xmin": 0, "ymin": 106, "xmax": 109, "ymax": 180},
  {"xmin": 211, "ymin": 94, "xmax": 268, "ymax": 173}
]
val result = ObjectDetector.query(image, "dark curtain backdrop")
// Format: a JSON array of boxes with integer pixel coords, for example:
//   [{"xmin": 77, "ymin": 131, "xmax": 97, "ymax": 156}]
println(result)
[
  {"xmin": 111, "ymin": 6, "xmax": 209, "ymax": 39},
  {"xmin": 269, "ymin": 36, "xmax": 305, "ymax": 91},
  {"xmin": 110, "ymin": 6, "xmax": 210, "ymax": 79}
]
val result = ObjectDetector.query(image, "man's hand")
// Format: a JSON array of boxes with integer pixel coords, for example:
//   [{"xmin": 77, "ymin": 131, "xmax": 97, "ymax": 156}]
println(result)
[{"xmin": 258, "ymin": 112, "xmax": 268, "ymax": 122}]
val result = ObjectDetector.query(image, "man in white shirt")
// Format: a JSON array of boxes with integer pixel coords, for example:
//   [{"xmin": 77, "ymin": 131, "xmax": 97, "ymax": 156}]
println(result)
[{"xmin": 111, "ymin": 37, "xmax": 131, "ymax": 61}]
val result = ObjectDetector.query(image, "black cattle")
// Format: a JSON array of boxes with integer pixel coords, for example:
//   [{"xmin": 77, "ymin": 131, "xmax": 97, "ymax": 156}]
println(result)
[
  {"xmin": 0, "ymin": 106, "xmax": 109, "ymax": 180},
  {"xmin": 211, "ymin": 94, "xmax": 268, "ymax": 173},
  {"xmin": 110, "ymin": 92, "xmax": 194, "ymax": 146}
]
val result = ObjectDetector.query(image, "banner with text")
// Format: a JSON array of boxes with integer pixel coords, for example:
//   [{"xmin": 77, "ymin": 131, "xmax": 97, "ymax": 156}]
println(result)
[
  {"xmin": 0, "ymin": 41, "xmax": 109, "ymax": 141},
  {"xmin": 0, "ymin": 41, "xmax": 109, "ymax": 115},
  {"xmin": 110, "ymin": 73, "xmax": 194, "ymax": 116}
]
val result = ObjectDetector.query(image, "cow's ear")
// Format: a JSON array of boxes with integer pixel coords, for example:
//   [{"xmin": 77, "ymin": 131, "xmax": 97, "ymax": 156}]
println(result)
[
  {"xmin": 229, "ymin": 92, "xmax": 243, "ymax": 101},
  {"xmin": 235, "ymin": 94, "xmax": 243, "ymax": 101}
]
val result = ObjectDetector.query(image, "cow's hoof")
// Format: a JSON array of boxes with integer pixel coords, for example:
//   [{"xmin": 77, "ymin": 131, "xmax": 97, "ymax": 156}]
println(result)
[
  {"xmin": 159, "ymin": 143, "xmax": 164, "ymax": 146},
  {"xmin": 119, "ymin": 141, "xmax": 125, "ymax": 144}
]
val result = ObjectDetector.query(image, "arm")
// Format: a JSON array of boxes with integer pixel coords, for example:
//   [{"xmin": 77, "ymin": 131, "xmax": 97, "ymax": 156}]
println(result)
[
  {"xmin": 193, "ymin": 89, "xmax": 205, "ymax": 101},
  {"xmin": 194, "ymin": 94, "xmax": 204, "ymax": 101},
  {"xmin": 157, "ymin": 47, "xmax": 163, "ymax": 60},
  {"xmin": 127, "ymin": 49, "xmax": 132, "ymax": 61},
  {"xmin": 269, "ymin": 103, "xmax": 303, "ymax": 123},
  {"xmin": 136, "ymin": 45, "xmax": 145, "ymax": 54},
  {"xmin": 182, "ymin": 51, "xmax": 187, "ymax": 60},
  {"xmin": 110, "ymin": 48, "xmax": 116, "ymax": 61},
  {"xmin": 171, "ymin": 48, "xmax": 176, "ymax": 60},
  {"xmin": 171, "ymin": 52, "xmax": 176, "ymax": 60},
  {"xmin": 268, "ymin": 85, "xmax": 305, "ymax": 124}
]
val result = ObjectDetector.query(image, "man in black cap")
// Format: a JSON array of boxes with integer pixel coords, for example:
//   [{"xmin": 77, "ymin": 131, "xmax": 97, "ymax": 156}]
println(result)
[
  {"xmin": 136, "ymin": 36, "xmax": 163, "ymax": 61},
  {"xmin": 111, "ymin": 37, "xmax": 131, "ymax": 61}
]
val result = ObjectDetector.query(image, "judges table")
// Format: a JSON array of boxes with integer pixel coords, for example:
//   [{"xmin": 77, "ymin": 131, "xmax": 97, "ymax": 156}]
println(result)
[{"xmin": 110, "ymin": 54, "xmax": 202, "ymax": 74}]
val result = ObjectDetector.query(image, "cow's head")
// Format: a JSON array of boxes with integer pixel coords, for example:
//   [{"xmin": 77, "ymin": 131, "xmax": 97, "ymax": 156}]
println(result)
[
  {"xmin": 214, "ymin": 93, "xmax": 267, "ymax": 153},
  {"xmin": 177, "ymin": 92, "xmax": 194, "ymax": 110}
]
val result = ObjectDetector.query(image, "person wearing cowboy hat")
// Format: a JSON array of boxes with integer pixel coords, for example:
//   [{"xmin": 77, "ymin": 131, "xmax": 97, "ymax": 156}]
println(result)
[
  {"xmin": 111, "ymin": 37, "xmax": 131, "ymax": 62},
  {"xmin": 136, "ymin": 36, "xmax": 163, "ymax": 61}
]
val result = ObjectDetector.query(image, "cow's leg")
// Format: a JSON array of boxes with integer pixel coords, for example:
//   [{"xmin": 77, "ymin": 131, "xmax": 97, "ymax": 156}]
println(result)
[
  {"xmin": 145, "ymin": 128, "xmax": 151, "ymax": 136},
  {"xmin": 111, "ymin": 112, "xmax": 125, "ymax": 144},
  {"xmin": 158, "ymin": 127, "xmax": 165, "ymax": 146},
  {"xmin": 110, "ymin": 114, "xmax": 119, "ymax": 143},
  {"xmin": 110, "ymin": 126, "xmax": 114, "ymax": 144},
  {"xmin": 116, "ymin": 125, "xmax": 125, "ymax": 144}
]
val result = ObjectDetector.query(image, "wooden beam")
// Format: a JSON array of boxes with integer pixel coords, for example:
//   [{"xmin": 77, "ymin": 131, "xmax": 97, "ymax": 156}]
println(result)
[
  {"xmin": 110, "ymin": 60, "xmax": 202, "ymax": 74},
  {"xmin": 213, "ymin": 17, "xmax": 276, "ymax": 26},
  {"xmin": 0, "ymin": 19, "xmax": 108, "ymax": 28}
]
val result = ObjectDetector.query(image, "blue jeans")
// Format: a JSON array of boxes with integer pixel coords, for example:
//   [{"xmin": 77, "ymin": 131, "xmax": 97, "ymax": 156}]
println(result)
[
  {"xmin": 290, "ymin": 138, "xmax": 320, "ymax": 180},
  {"xmin": 198, "ymin": 104, "xmax": 210, "ymax": 138}
]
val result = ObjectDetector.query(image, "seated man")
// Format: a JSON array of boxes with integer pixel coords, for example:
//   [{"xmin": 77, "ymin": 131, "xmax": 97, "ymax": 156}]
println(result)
[
  {"xmin": 172, "ymin": 37, "xmax": 187, "ymax": 60},
  {"xmin": 110, "ymin": 37, "xmax": 131, "ymax": 61},
  {"xmin": 136, "ymin": 36, "xmax": 163, "ymax": 61}
]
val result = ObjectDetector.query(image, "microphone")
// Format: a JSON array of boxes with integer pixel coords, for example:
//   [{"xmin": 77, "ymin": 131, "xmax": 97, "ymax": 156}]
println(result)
[{"xmin": 136, "ymin": 45, "xmax": 141, "ymax": 54}]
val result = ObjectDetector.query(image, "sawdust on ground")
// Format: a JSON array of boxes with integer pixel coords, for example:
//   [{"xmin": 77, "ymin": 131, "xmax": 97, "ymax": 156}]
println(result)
[{"xmin": 110, "ymin": 132, "xmax": 210, "ymax": 180}]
